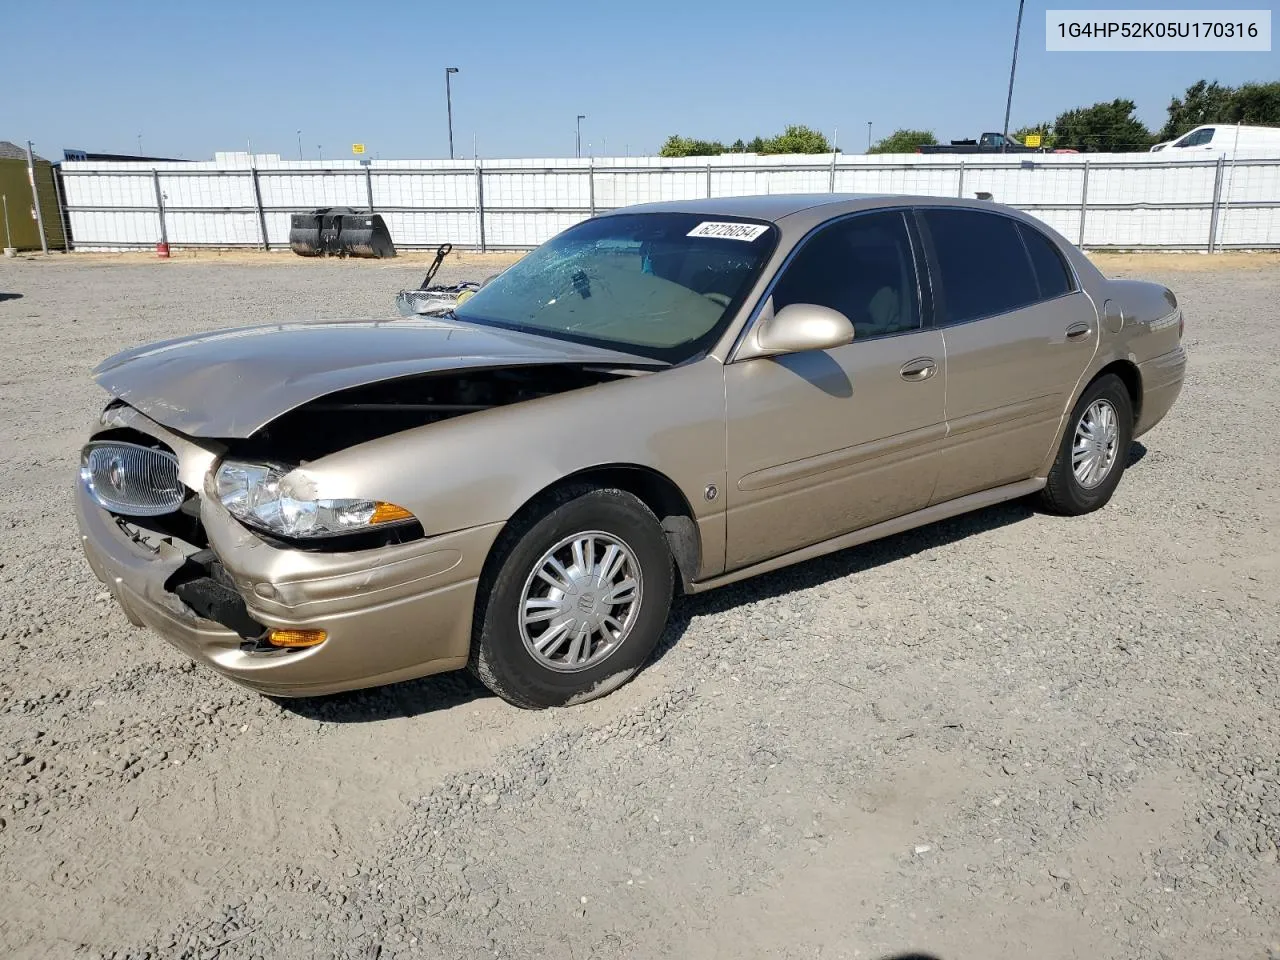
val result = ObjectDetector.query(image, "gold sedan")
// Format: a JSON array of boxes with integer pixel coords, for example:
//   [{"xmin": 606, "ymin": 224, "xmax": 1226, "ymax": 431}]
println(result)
[{"xmin": 77, "ymin": 195, "xmax": 1186, "ymax": 707}]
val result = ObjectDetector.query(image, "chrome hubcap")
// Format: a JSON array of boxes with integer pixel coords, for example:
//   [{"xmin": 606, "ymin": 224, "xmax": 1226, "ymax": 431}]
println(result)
[
  {"xmin": 518, "ymin": 531, "xmax": 642, "ymax": 673},
  {"xmin": 1072, "ymin": 398, "xmax": 1120, "ymax": 489}
]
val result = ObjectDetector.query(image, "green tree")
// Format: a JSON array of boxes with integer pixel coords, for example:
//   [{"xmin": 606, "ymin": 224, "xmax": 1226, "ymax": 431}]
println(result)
[
  {"xmin": 1159, "ymin": 80, "xmax": 1235, "ymax": 141},
  {"xmin": 1012, "ymin": 123, "xmax": 1056, "ymax": 149},
  {"xmin": 866, "ymin": 129, "xmax": 938, "ymax": 154},
  {"xmin": 758, "ymin": 124, "xmax": 834, "ymax": 154},
  {"xmin": 659, "ymin": 134, "xmax": 727, "ymax": 158},
  {"xmin": 1228, "ymin": 81, "xmax": 1280, "ymax": 126},
  {"xmin": 1052, "ymin": 99, "xmax": 1154, "ymax": 152},
  {"xmin": 663, "ymin": 126, "xmax": 836, "ymax": 156},
  {"xmin": 1160, "ymin": 80, "xmax": 1280, "ymax": 142}
]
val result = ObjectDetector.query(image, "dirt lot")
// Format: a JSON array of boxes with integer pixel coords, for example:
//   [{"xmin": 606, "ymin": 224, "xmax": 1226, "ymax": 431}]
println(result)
[{"xmin": 0, "ymin": 252, "xmax": 1277, "ymax": 960}]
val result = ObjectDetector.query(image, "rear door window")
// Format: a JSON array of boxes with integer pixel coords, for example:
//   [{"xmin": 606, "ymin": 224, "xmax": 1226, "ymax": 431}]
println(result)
[
  {"xmin": 920, "ymin": 209, "xmax": 1039, "ymax": 325},
  {"xmin": 1018, "ymin": 222, "xmax": 1075, "ymax": 299}
]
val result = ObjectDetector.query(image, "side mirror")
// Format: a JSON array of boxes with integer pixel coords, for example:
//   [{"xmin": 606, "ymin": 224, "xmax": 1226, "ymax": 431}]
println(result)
[{"xmin": 738, "ymin": 302, "xmax": 855, "ymax": 360}]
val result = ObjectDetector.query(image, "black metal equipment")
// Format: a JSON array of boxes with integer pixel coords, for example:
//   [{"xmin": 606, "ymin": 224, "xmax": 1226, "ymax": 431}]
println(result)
[
  {"xmin": 339, "ymin": 212, "xmax": 396, "ymax": 258},
  {"xmin": 289, "ymin": 207, "xmax": 396, "ymax": 258},
  {"xmin": 288, "ymin": 210, "xmax": 324, "ymax": 256},
  {"xmin": 318, "ymin": 207, "xmax": 351, "ymax": 254}
]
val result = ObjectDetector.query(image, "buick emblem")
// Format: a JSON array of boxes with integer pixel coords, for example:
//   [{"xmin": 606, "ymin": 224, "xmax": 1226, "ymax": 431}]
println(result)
[{"xmin": 107, "ymin": 456, "xmax": 126, "ymax": 492}]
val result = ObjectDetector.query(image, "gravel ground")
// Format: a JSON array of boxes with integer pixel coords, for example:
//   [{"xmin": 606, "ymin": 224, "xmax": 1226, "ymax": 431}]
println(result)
[{"xmin": 0, "ymin": 252, "xmax": 1277, "ymax": 960}]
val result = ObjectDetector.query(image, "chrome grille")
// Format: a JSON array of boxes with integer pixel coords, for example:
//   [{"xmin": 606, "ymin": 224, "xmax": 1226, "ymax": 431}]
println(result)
[{"xmin": 80, "ymin": 441, "xmax": 184, "ymax": 517}]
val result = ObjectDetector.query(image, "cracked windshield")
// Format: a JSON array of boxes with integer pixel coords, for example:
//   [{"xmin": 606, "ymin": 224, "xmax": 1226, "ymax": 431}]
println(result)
[{"xmin": 454, "ymin": 213, "xmax": 776, "ymax": 361}]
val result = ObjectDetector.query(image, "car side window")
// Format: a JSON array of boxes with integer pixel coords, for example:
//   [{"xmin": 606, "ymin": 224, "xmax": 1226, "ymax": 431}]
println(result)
[
  {"xmin": 1175, "ymin": 127, "xmax": 1214, "ymax": 147},
  {"xmin": 1018, "ymin": 222, "xmax": 1075, "ymax": 300},
  {"xmin": 771, "ymin": 211, "xmax": 921, "ymax": 340},
  {"xmin": 921, "ymin": 209, "xmax": 1039, "ymax": 326}
]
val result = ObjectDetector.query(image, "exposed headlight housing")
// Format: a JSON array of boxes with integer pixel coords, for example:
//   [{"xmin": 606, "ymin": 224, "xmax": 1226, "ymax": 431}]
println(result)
[{"xmin": 213, "ymin": 460, "xmax": 414, "ymax": 540}]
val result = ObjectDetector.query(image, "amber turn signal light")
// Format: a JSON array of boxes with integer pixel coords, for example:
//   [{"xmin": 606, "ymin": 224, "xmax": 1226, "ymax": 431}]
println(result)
[
  {"xmin": 370, "ymin": 502, "xmax": 414, "ymax": 524},
  {"xmin": 267, "ymin": 628, "xmax": 327, "ymax": 648}
]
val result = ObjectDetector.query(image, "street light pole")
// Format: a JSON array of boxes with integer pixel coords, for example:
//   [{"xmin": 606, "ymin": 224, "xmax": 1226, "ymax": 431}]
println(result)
[
  {"xmin": 576, "ymin": 115, "xmax": 586, "ymax": 158},
  {"xmin": 866, "ymin": 122, "xmax": 873, "ymax": 151},
  {"xmin": 296, "ymin": 130, "xmax": 303, "ymax": 162},
  {"xmin": 445, "ymin": 67, "xmax": 460, "ymax": 160},
  {"xmin": 1001, "ymin": 0, "xmax": 1026, "ymax": 153}
]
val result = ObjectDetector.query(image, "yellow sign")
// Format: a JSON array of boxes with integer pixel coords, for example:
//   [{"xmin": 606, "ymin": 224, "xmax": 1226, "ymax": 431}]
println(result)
[
  {"xmin": 352, "ymin": 143, "xmax": 366, "ymax": 155},
  {"xmin": 1024, "ymin": 133, "xmax": 1042, "ymax": 148}
]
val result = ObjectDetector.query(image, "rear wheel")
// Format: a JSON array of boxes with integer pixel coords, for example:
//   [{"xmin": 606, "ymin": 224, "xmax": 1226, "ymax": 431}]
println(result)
[
  {"xmin": 1039, "ymin": 374, "xmax": 1134, "ymax": 515},
  {"xmin": 470, "ymin": 487, "xmax": 675, "ymax": 709}
]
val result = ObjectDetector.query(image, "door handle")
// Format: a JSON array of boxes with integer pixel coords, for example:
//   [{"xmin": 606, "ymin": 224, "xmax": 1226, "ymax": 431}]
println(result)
[
  {"xmin": 1065, "ymin": 322, "xmax": 1093, "ymax": 341},
  {"xmin": 899, "ymin": 357, "xmax": 937, "ymax": 381}
]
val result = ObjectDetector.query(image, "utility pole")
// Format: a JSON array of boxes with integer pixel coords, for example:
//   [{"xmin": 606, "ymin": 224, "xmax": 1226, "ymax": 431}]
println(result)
[
  {"xmin": 25, "ymin": 141, "xmax": 48, "ymax": 254},
  {"xmin": 446, "ymin": 67, "xmax": 460, "ymax": 160},
  {"xmin": 576, "ymin": 115, "xmax": 586, "ymax": 158},
  {"xmin": 1001, "ymin": 0, "xmax": 1026, "ymax": 153}
]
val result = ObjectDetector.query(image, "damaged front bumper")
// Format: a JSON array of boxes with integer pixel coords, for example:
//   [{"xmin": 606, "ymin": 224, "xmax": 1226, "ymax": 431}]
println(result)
[{"xmin": 75, "ymin": 418, "xmax": 503, "ymax": 698}]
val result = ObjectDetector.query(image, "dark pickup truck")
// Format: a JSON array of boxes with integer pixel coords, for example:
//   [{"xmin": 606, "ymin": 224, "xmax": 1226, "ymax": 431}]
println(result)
[{"xmin": 918, "ymin": 132, "xmax": 1043, "ymax": 154}]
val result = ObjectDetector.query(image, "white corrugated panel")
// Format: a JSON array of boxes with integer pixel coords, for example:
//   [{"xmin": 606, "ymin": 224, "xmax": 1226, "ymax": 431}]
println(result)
[
  {"xmin": 375, "ymin": 171, "xmax": 475, "ymax": 210},
  {"xmin": 383, "ymin": 211, "xmax": 481, "ymax": 248},
  {"xmin": 486, "ymin": 211, "xmax": 592, "ymax": 247},
  {"xmin": 57, "ymin": 151, "xmax": 1280, "ymax": 250},
  {"xmin": 1085, "ymin": 207, "xmax": 1214, "ymax": 248}
]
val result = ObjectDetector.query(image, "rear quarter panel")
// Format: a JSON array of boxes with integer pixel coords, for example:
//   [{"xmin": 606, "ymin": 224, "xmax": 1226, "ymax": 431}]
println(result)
[
  {"xmin": 1101, "ymin": 279, "xmax": 1182, "ymax": 365},
  {"xmin": 1098, "ymin": 278, "xmax": 1186, "ymax": 437}
]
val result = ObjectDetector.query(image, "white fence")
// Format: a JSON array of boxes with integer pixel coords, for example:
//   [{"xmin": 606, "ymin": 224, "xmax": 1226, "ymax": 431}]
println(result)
[{"xmin": 59, "ymin": 149, "xmax": 1280, "ymax": 252}]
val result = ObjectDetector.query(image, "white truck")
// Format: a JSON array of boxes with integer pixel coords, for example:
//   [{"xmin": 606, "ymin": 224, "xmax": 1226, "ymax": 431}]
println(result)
[{"xmin": 1151, "ymin": 124, "xmax": 1280, "ymax": 155}]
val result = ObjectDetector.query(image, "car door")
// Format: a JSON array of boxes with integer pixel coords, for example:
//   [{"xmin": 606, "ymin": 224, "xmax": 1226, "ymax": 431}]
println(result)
[
  {"xmin": 917, "ymin": 208, "xmax": 1099, "ymax": 504},
  {"xmin": 722, "ymin": 210, "xmax": 948, "ymax": 570}
]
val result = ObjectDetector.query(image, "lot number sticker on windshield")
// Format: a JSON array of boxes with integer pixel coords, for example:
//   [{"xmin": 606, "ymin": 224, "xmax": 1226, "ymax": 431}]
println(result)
[{"xmin": 687, "ymin": 221, "xmax": 769, "ymax": 241}]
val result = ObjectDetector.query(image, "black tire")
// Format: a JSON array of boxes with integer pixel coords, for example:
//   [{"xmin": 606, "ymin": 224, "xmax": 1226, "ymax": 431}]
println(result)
[
  {"xmin": 470, "ymin": 486, "xmax": 675, "ymax": 709},
  {"xmin": 1039, "ymin": 374, "xmax": 1134, "ymax": 516}
]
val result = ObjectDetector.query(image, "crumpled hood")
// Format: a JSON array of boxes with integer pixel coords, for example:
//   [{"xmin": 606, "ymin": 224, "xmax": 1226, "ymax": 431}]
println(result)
[{"xmin": 94, "ymin": 317, "xmax": 659, "ymax": 438}]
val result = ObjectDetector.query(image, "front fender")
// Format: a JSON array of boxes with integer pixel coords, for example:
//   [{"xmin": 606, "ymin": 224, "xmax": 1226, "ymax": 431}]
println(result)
[{"xmin": 297, "ymin": 357, "xmax": 730, "ymax": 574}]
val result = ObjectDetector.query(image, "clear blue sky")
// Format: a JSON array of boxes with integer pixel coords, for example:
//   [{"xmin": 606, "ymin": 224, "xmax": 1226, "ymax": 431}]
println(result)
[{"xmin": 6, "ymin": 0, "xmax": 1275, "ymax": 160}]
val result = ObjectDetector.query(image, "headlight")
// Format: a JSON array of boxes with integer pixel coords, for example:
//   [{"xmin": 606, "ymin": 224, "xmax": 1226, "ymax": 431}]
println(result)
[{"xmin": 213, "ymin": 460, "xmax": 414, "ymax": 539}]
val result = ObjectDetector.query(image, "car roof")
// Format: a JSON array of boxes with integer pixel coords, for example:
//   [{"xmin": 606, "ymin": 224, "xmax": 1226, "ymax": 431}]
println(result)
[
  {"xmin": 600, "ymin": 193, "xmax": 891, "ymax": 223},
  {"xmin": 597, "ymin": 193, "xmax": 1041, "ymax": 228}
]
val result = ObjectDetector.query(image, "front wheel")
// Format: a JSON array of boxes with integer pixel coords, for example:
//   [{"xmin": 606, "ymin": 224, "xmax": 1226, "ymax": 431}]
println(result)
[
  {"xmin": 1039, "ymin": 374, "xmax": 1134, "ymax": 515},
  {"xmin": 470, "ymin": 487, "xmax": 675, "ymax": 709}
]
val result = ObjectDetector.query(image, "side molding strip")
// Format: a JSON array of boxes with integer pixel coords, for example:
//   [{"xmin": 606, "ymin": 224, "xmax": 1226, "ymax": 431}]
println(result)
[{"xmin": 688, "ymin": 477, "xmax": 1045, "ymax": 594}]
